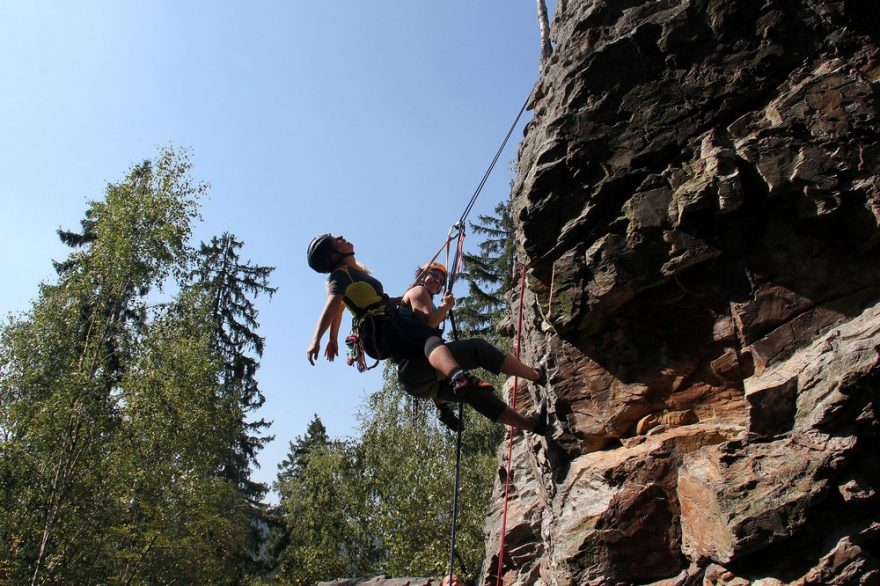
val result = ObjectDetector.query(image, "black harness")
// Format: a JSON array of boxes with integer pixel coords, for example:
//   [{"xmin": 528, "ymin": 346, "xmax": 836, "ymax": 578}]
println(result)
[{"xmin": 333, "ymin": 268, "xmax": 394, "ymax": 366}]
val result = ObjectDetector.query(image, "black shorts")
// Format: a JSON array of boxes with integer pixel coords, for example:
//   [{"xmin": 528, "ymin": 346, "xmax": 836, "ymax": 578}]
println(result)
[
  {"xmin": 396, "ymin": 338, "xmax": 508, "ymax": 421},
  {"xmin": 360, "ymin": 308, "xmax": 442, "ymax": 361}
]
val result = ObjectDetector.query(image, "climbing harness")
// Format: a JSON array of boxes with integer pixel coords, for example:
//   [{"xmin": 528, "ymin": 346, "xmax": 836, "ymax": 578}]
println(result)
[{"xmin": 335, "ymin": 266, "xmax": 391, "ymax": 369}]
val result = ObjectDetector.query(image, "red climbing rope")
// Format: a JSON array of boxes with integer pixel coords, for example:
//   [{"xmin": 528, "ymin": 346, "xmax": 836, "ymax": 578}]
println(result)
[
  {"xmin": 495, "ymin": 263, "xmax": 528, "ymax": 586},
  {"xmin": 443, "ymin": 92, "xmax": 531, "ymax": 585}
]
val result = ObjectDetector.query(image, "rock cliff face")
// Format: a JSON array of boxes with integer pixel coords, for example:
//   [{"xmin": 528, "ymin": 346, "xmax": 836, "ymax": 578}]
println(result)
[{"xmin": 482, "ymin": 1, "xmax": 880, "ymax": 584}]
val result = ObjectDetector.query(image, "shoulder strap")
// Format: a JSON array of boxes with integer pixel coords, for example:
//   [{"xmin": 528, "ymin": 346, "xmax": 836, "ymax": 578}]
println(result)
[{"xmin": 332, "ymin": 267, "xmax": 389, "ymax": 319}]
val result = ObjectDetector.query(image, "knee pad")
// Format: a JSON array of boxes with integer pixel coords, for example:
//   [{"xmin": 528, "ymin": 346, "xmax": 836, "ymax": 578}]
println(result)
[{"xmin": 424, "ymin": 335, "xmax": 444, "ymax": 358}]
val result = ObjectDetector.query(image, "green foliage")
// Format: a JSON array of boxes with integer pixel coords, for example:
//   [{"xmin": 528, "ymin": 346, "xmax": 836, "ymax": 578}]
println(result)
[
  {"xmin": 0, "ymin": 155, "xmax": 516, "ymax": 585},
  {"xmin": 276, "ymin": 414, "xmax": 329, "ymax": 484},
  {"xmin": 109, "ymin": 290, "xmax": 251, "ymax": 584},
  {"xmin": 0, "ymin": 148, "xmax": 269, "ymax": 585},
  {"xmin": 184, "ymin": 232, "xmax": 277, "ymax": 577},
  {"xmin": 192, "ymin": 232, "xmax": 276, "ymax": 501},
  {"xmin": 456, "ymin": 197, "xmax": 516, "ymax": 344},
  {"xmin": 357, "ymin": 377, "xmax": 454, "ymax": 575},
  {"xmin": 274, "ymin": 416, "xmax": 374, "ymax": 585},
  {"xmin": 274, "ymin": 369, "xmax": 502, "ymax": 585}
]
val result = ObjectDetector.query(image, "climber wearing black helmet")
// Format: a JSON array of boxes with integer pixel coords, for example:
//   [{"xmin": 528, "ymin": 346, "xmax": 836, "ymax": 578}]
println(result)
[
  {"xmin": 306, "ymin": 235, "xmax": 547, "ymax": 434},
  {"xmin": 397, "ymin": 262, "xmax": 546, "ymax": 433},
  {"xmin": 306, "ymin": 234, "xmax": 497, "ymax": 398}
]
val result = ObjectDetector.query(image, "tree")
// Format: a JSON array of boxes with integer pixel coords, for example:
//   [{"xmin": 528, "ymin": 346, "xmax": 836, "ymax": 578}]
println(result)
[
  {"xmin": 110, "ymin": 287, "xmax": 250, "ymax": 585},
  {"xmin": 0, "ymin": 148, "xmax": 204, "ymax": 585},
  {"xmin": 355, "ymin": 371, "xmax": 502, "ymax": 581},
  {"xmin": 0, "ymin": 148, "xmax": 266, "ymax": 584},
  {"xmin": 191, "ymin": 232, "xmax": 276, "ymax": 504},
  {"xmin": 456, "ymin": 197, "xmax": 517, "ymax": 342},
  {"xmin": 274, "ymin": 416, "xmax": 374, "ymax": 585},
  {"xmin": 537, "ymin": 0, "xmax": 554, "ymax": 67},
  {"xmin": 275, "ymin": 414, "xmax": 329, "ymax": 485},
  {"xmin": 272, "ymin": 375, "xmax": 503, "ymax": 584}
]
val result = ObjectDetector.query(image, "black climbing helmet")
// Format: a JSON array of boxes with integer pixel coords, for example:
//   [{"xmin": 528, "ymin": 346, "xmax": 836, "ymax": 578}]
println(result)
[{"xmin": 307, "ymin": 234, "xmax": 338, "ymax": 273}]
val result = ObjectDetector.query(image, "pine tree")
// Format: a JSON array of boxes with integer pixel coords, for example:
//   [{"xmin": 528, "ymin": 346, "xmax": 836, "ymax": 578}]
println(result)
[
  {"xmin": 191, "ymin": 232, "xmax": 276, "ymax": 504},
  {"xmin": 275, "ymin": 414, "xmax": 329, "ymax": 484},
  {"xmin": 184, "ymin": 232, "xmax": 276, "ymax": 580},
  {"xmin": 274, "ymin": 415, "xmax": 374, "ymax": 584},
  {"xmin": 456, "ymin": 197, "xmax": 516, "ymax": 342}
]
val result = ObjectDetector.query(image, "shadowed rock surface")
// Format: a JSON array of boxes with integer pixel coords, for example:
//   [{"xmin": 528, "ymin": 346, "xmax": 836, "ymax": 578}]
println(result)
[
  {"xmin": 480, "ymin": 0, "xmax": 880, "ymax": 584},
  {"xmin": 317, "ymin": 578, "xmax": 439, "ymax": 586}
]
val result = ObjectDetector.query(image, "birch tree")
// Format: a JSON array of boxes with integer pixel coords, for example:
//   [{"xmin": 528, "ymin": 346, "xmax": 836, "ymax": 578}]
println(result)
[
  {"xmin": 0, "ymin": 149, "xmax": 258, "ymax": 584},
  {"xmin": 537, "ymin": 0, "xmax": 554, "ymax": 67}
]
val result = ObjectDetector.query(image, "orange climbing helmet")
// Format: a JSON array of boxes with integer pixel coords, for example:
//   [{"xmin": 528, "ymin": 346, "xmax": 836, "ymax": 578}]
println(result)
[{"xmin": 421, "ymin": 262, "xmax": 448, "ymax": 278}]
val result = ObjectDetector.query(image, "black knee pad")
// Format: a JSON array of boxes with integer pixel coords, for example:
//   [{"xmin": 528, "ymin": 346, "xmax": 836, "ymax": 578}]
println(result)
[{"xmin": 424, "ymin": 335, "xmax": 444, "ymax": 358}]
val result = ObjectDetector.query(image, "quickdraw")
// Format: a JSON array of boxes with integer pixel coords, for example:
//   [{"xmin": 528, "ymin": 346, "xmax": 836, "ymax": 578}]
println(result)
[
  {"xmin": 345, "ymin": 324, "xmax": 380, "ymax": 372},
  {"xmin": 344, "ymin": 328, "xmax": 367, "ymax": 372}
]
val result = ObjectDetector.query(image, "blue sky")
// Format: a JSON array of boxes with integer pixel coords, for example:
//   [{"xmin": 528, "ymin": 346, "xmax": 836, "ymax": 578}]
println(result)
[{"xmin": 0, "ymin": 2, "xmax": 552, "ymax": 497}]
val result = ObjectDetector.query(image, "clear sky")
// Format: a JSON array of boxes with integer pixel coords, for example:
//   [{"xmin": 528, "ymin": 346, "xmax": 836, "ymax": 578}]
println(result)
[{"xmin": 0, "ymin": 2, "xmax": 552, "ymax": 498}]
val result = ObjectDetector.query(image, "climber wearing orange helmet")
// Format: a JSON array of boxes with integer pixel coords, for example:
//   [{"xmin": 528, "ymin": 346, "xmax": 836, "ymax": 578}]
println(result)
[
  {"xmin": 406, "ymin": 262, "xmax": 455, "ymax": 328},
  {"xmin": 398, "ymin": 262, "xmax": 547, "ymax": 433}
]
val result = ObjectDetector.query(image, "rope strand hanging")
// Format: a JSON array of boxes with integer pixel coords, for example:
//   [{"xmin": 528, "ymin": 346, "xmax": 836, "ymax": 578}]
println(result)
[
  {"xmin": 495, "ymin": 264, "xmax": 527, "ymax": 586},
  {"xmin": 458, "ymin": 97, "xmax": 529, "ymax": 226},
  {"xmin": 441, "ymin": 93, "xmax": 530, "ymax": 586}
]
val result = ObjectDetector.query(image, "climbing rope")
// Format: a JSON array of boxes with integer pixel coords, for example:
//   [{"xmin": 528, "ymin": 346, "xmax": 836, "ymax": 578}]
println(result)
[
  {"xmin": 445, "ymin": 223, "xmax": 466, "ymax": 585},
  {"xmin": 440, "ymin": 94, "xmax": 531, "ymax": 585},
  {"xmin": 447, "ymin": 397, "xmax": 465, "ymax": 585},
  {"xmin": 457, "ymin": 97, "xmax": 530, "ymax": 226},
  {"xmin": 409, "ymin": 222, "xmax": 467, "ymax": 300},
  {"xmin": 495, "ymin": 264, "xmax": 528, "ymax": 586}
]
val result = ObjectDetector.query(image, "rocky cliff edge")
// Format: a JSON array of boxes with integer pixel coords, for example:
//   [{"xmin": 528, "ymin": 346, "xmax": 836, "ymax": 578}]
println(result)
[{"xmin": 483, "ymin": 1, "xmax": 880, "ymax": 584}]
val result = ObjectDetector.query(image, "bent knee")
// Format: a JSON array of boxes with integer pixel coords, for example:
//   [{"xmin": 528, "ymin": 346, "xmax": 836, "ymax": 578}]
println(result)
[{"xmin": 424, "ymin": 335, "xmax": 444, "ymax": 358}]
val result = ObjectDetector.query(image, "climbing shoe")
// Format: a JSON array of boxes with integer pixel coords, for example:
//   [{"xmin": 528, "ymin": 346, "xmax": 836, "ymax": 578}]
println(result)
[
  {"xmin": 436, "ymin": 403, "xmax": 462, "ymax": 432},
  {"xmin": 451, "ymin": 370, "xmax": 494, "ymax": 396},
  {"xmin": 532, "ymin": 366, "xmax": 547, "ymax": 387},
  {"xmin": 529, "ymin": 398, "xmax": 548, "ymax": 435}
]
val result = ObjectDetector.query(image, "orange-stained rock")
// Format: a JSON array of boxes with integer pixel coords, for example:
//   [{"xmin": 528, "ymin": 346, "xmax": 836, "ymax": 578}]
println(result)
[{"xmin": 478, "ymin": 0, "xmax": 880, "ymax": 584}]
